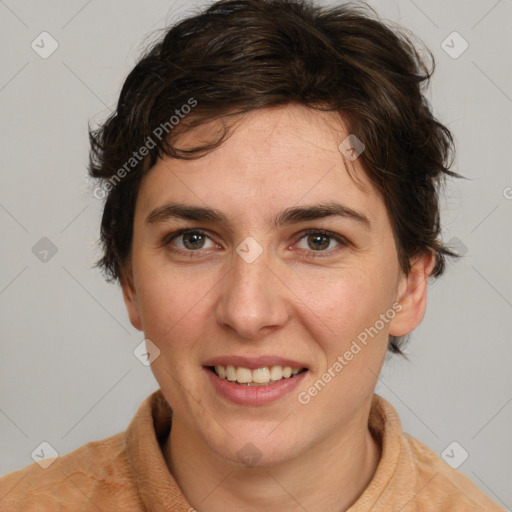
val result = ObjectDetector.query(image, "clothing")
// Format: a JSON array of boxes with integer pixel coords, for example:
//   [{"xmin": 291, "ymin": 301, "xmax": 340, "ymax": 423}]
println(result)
[{"xmin": 0, "ymin": 390, "xmax": 504, "ymax": 511}]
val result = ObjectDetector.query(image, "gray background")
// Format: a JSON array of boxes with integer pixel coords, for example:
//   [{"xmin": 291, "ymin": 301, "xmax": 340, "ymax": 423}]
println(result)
[{"xmin": 0, "ymin": 0, "xmax": 511, "ymax": 508}]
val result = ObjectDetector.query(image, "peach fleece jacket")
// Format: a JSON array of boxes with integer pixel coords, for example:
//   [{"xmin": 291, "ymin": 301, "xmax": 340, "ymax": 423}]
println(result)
[{"xmin": 0, "ymin": 390, "xmax": 505, "ymax": 511}]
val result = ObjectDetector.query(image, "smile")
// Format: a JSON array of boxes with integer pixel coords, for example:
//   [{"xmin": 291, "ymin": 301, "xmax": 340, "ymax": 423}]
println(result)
[{"xmin": 209, "ymin": 365, "xmax": 306, "ymax": 386}]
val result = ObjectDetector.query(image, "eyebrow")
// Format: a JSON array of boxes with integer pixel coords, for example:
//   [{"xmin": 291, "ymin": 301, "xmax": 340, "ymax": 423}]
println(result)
[{"xmin": 145, "ymin": 201, "xmax": 371, "ymax": 228}]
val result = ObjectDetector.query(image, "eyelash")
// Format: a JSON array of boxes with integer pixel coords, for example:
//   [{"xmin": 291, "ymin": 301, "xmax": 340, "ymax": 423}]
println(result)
[{"xmin": 163, "ymin": 228, "xmax": 349, "ymax": 258}]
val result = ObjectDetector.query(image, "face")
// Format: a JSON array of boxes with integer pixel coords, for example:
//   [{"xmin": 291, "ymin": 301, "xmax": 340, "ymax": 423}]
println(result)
[{"xmin": 122, "ymin": 104, "xmax": 431, "ymax": 467}]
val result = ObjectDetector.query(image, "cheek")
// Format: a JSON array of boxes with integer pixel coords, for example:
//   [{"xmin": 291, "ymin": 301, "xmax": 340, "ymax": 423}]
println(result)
[
  {"xmin": 288, "ymin": 271, "xmax": 393, "ymax": 418},
  {"xmin": 137, "ymin": 270, "xmax": 207, "ymax": 338},
  {"xmin": 133, "ymin": 267, "xmax": 215, "ymax": 410},
  {"xmin": 295, "ymin": 267, "xmax": 392, "ymax": 334}
]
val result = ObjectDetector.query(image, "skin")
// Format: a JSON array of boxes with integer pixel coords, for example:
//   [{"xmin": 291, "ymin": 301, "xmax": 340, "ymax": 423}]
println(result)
[{"xmin": 122, "ymin": 103, "xmax": 435, "ymax": 511}]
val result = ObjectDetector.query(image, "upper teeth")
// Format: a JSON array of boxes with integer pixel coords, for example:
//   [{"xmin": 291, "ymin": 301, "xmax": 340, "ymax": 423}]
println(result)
[{"xmin": 214, "ymin": 365, "xmax": 302, "ymax": 385}]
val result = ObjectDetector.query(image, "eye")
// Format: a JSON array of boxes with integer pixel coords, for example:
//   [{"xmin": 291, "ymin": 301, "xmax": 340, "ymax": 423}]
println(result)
[
  {"xmin": 165, "ymin": 229, "xmax": 217, "ymax": 252},
  {"xmin": 294, "ymin": 229, "xmax": 347, "ymax": 255},
  {"xmin": 163, "ymin": 228, "xmax": 348, "ymax": 258}
]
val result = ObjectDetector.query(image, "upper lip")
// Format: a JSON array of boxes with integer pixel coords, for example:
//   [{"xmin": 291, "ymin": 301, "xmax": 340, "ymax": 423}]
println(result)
[{"xmin": 203, "ymin": 355, "xmax": 308, "ymax": 370}]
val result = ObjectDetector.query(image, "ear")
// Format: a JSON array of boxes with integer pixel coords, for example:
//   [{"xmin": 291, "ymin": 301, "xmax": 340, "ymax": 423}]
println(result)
[
  {"xmin": 389, "ymin": 250, "xmax": 436, "ymax": 337},
  {"xmin": 120, "ymin": 265, "xmax": 143, "ymax": 332}
]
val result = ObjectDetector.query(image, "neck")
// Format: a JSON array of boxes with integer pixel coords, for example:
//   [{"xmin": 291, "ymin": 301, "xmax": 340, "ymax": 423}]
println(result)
[{"xmin": 164, "ymin": 400, "xmax": 381, "ymax": 512}]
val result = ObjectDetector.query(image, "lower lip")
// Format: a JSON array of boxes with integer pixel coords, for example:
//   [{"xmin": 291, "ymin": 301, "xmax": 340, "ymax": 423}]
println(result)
[{"xmin": 205, "ymin": 367, "xmax": 308, "ymax": 406}]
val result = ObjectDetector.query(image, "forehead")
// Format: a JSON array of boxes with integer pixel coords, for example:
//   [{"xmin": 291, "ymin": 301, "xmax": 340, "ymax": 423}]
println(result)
[
  {"xmin": 171, "ymin": 105, "xmax": 365, "ymax": 176},
  {"xmin": 136, "ymin": 104, "xmax": 386, "ymax": 227}
]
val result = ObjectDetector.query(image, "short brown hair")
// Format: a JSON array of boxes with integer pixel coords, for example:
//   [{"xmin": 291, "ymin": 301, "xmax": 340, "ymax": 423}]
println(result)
[{"xmin": 89, "ymin": 0, "xmax": 458, "ymax": 355}]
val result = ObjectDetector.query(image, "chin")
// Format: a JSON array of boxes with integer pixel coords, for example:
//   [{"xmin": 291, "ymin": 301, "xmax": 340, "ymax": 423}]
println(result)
[{"xmin": 205, "ymin": 425, "xmax": 306, "ymax": 469}]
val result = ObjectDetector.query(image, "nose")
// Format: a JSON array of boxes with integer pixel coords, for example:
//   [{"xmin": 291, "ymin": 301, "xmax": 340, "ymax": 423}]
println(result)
[{"xmin": 215, "ymin": 246, "xmax": 291, "ymax": 340}]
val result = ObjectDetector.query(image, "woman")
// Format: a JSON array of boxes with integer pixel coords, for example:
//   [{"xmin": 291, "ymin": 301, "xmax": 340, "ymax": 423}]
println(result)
[{"xmin": 0, "ymin": 0, "xmax": 504, "ymax": 510}]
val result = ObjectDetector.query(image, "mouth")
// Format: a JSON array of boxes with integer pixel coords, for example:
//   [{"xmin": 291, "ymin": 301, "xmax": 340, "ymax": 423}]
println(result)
[{"xmin": 206, "ymin": 364, "xmax": 308, "ymax": 386}]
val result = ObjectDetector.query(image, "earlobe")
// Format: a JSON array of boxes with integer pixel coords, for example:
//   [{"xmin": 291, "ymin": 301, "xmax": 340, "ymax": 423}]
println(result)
[
  {"xmin": 389, "ymin": 251, "xmax": 436, "ymax": 337},
  {"xmin": 120, "ymin": 267, "xmax": 143, "ymax": 332}
]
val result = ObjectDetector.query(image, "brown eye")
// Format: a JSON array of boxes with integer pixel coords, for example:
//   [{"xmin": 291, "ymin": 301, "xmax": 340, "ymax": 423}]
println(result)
[
  {"xmin": 166, "ymin": 230, "xmax": 216, "ymax": 252},
  {"xmin": 182, "ymin": 232, "xmax": 206, "ymax": 250},
  {"xmin": 294, "ymin": 229, "xmax": 348, "ymax": 257},
  {"xmin": 306, "ymin": 233, "xmax": 330, "ymax": 250}
]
